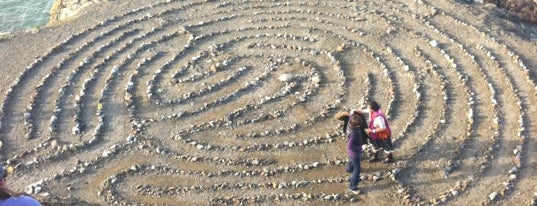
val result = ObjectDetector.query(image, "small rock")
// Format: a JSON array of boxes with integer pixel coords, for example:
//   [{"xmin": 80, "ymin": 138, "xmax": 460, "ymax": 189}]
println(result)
[
  {"xmin": 392, "ymin": 168, "xmax": 400, "ymax": 175},
  {"xmin": 278, "ymin": 74, "xmax": 294, "ymax": 82},
  {"xmin": 34, "ymin": 186, "xmax": 42, "ymax": 193},
  {"xmin": 296, "ymin": 181, "xmax": 309, "ymax": 188},
  {"xmin": 489, "ymin": 192, "xmax": 498, "ymax": 201},
  {"xmin": 252, "ymin": 159, "xmax": 260, "ymax": 165},
  {"xmin": 509, "ymin": 166, "xmax": 517, "ymax": 174},
  {"xmin": 102, "ymin": 150, "xmax": 112, "ymax": 157},
  {"xmin": 26, "ymin": 187, "xmax": 34, "ymax": 195},
  {"xmin": 311, "ymin": 76, "xmax": 320, "ymax": 84},
  {"xmin": 429, "ymin": 40, "xmax": 439, "ymax": 47},
  {"xmin": 372, "ymin": 176, "xmax": 381, "ymax": 181},
  {"xmin": 50, "ymin": 140, "xmax": 58, "ymax": 148}
]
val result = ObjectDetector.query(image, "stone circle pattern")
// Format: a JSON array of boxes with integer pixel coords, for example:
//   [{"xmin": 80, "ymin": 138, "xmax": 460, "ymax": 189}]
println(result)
[{"xmin": 1, "ymin": 0, "xmax": 537, "ymax": 205}]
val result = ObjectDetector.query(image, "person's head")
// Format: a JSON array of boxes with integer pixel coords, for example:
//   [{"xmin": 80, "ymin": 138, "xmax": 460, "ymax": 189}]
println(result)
[
  {"xmin": 368, "ymin": 100, "xmax": 381, "ymax": 112},
  {"xmin": 349, "ymin": 111, "xmax": 367, "ymax": 129},
  {"xmin": 0, "ymin": 164, "xmax": 23, "ymax": 200}
]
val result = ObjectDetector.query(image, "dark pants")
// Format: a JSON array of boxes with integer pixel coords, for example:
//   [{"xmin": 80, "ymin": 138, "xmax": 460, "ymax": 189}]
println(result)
[
  {"xmin": 371, "ymin": 136, "xmax": 394, "ymax": 152},
  {"xmin": 346, "ymin": 156, "xmax": 361, "ymax": 190}
]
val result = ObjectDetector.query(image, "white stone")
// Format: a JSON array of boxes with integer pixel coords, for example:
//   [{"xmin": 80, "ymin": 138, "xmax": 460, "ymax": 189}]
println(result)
[
  {"xmin": 34, "ymin": 186, "xmax": 42, "ymax": 193},
  {"xmin": 311, "ymin": 76, "xmax": 320, "ymax": 84},
  {"xmin": 373, "ymin": 176, "xmax": 381, "ymax": 181},
  {"xmin": 102, "ymin": 150, "xmax": 112, "ymax": 157},
  {"xmin": 279, "ymin": 74, "xmax": 294, "ymax": 82},
  {"xmin": 489, "ymin": 192, "xmax": 498, "ymax": 201},
  {"xmin": 26, "ymin": 187, "xmax": 34, "ymax": 195},
  {"xmin": 429, "ymin": 40, "xmax": 439, "ymax": 47}
]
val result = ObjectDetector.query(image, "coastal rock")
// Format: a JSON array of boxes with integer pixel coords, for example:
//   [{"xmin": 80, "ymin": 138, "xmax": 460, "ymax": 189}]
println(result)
[
  {"xmin": 49, "ymin": 0, "xmax": 113, "ymax": 25},
  {"xmin": 484, "ymin": 0, "xmax": 537, "ymax": 23}
]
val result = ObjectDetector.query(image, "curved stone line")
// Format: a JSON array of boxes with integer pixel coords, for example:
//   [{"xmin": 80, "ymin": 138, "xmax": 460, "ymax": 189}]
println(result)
[
  {"xmin": 386, "ymin": 38, "xmax": 473, "ymax": 204},
  {"xmin": 98, "ymin": 160, "xmax": 358, "ymax": 204},
  {"xmin": 4, "ymin": 29, "xmax": 161, "ymax": 165},
  {"xmin": 473, "ymin": 45, "xmax": 526, "ymax": 204},
  {"xmin": 4, "ymin": 29, "xmax": 179, "ymax": 169},
  {"xmin": 418, "ymin": 4, "xmax": 535, "ymax": 203},
  {"xmin": 426, "ymin": 14, "xmax": 523, "ymax": 203},
  {"xmin": 71, "ymin": 28, "xmax": 142, "ymax": 136},
  {"xmin": 144, "ymin": 54, "xmax": 324, "ymax": 125},
  {"xmin": 416, "ymin": 39, "xmax": 477, "ymax": 205},
  {"xmin": 147, "ymin": 56, "xmax": 336, "ymax": 139},
  {"xmin": 12, "ymin": 137, "xmax": 134, "ymax": 196},
  {"xmin": 381, "ymin": 3, "xmax": 517, "ymax": 202},
  {"xmin": 95, "ymin": 30, "xmax": 182, "ymax": 138},
  {"xmin": 0, "ymin": 0, "xmax": 178, "ymax": 141},
  {"xmin": 150, "ymin": 25, "xmax": 317, "ymax": 105}
]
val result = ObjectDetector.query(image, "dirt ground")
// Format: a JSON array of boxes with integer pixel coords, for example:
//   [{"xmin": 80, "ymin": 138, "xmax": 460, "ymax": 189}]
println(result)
[{"xmin": 1, "ymin": 0, "xmax": 537, "ymax": 205}]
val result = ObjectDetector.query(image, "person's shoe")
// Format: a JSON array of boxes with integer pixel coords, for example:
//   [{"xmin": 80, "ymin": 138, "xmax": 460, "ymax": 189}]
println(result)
[
  {"xmin": 349, "ymin": 189, "xmax": 361, "ymax": 195},
  {"xmin": 368, "ymin": 152, "xmax": 379, "ymax": 162},
  {"xmin": 383, "ymin": 153, "xmax": 394, "ymax": 163}
]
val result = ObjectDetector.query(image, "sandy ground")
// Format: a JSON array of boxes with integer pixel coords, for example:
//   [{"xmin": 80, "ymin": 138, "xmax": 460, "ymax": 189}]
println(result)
[{"xmin": 1, "ymin": 0, "xmax": 537, "ymax": 205}]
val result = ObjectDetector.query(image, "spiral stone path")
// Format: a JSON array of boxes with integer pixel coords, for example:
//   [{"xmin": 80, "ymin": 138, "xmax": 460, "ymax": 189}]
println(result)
[{"xmin": 0, "ymin": 0, "xmax": 536, "ymax": 205}]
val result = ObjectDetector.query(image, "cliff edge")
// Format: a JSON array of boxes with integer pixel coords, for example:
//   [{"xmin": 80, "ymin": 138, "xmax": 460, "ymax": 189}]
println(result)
[{"xmin": 48, "ymin": 0, "xmax": 113, "ymax": 26}]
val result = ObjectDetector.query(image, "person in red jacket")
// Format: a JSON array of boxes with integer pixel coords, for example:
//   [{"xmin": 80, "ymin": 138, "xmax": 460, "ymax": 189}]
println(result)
[{"xmin": 364, "ymin": 100, "xmax": 394, "ymax": 163}]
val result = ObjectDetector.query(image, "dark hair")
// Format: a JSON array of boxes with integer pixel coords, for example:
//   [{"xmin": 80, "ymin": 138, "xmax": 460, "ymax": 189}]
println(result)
[
  {"xmin": 0, "ymin": 164, "xmax": 21, "ymax": 199},
  {"xmin": 349, "ymin": 111, "xmax": 367, "ymax": 129},
  {"xmin": 368, "ymin": 100, "xmax": 381, "ymax": 112}
]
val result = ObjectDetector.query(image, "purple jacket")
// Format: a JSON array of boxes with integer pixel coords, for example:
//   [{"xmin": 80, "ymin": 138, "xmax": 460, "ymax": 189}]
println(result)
[{"xmin": 347, "ymin": 130, "xmax": 363, "ymax": 158}]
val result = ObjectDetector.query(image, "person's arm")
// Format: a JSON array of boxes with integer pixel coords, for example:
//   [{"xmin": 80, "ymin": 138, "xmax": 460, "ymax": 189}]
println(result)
[
  {"xmin": 341, "ymin": 116, "xmax": 349, "ymax": 135},
  {"xmin": 350, "ymin": 109, "xmax": 369, "ymax": 115}
]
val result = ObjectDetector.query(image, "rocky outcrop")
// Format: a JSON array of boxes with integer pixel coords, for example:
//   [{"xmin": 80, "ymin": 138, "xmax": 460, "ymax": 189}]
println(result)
[
  {"xmin": 485, "ymin": 0, "xmax": 537, "ymax": 23},
  {"xmin": 48, "ymin": 0, "xmax": 112, "ymax": 26}
]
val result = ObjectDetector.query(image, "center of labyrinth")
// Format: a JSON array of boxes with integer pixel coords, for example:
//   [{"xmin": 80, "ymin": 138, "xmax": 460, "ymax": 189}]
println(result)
[{"xmin": 1, "ymin": 0, "xmax": 536, "ymax": 205}]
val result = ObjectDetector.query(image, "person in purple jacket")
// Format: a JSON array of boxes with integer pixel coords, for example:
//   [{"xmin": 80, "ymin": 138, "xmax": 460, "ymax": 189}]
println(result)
[
  {"xmin": 346, "ymin": 110, "xmax": 368, "ymax": 194},
  {"xmin": 0, "ymin": 164, "xmax": 41, "ymax": 206}
]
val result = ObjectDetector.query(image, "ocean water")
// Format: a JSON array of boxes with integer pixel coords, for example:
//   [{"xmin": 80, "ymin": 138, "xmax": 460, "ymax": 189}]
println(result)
[{"xmin": 0, "ymin": 0, "xmax": 55, "ymax": 33}]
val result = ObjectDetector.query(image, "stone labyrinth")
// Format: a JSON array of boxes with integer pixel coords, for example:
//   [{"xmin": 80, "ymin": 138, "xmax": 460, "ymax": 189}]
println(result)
[{"xmin": 1, "ymin": 0, "xmax": 537, "ymax": 205}]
